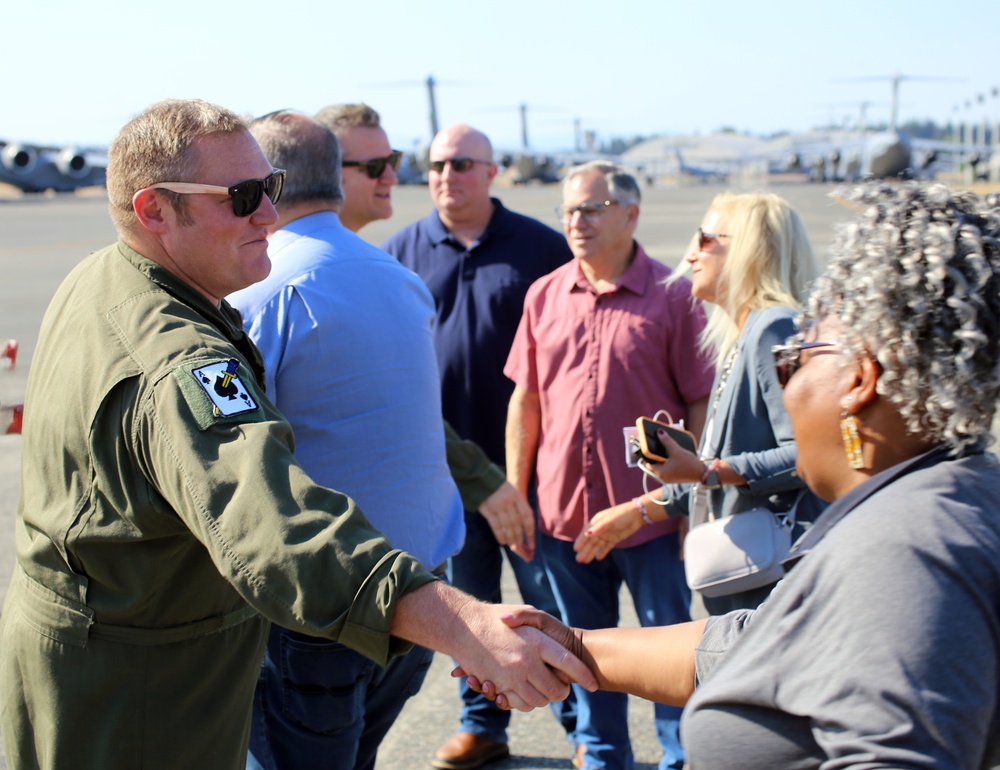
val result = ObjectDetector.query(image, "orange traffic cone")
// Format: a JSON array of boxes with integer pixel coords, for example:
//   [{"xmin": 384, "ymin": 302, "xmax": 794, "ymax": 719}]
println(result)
[
  {"xmin": 2, "ymin": 403, "xmax": 22, "ymax": 434},
  {"xmin": 2, "ymin": 340, "xmax": 17, "ymax": 369}
]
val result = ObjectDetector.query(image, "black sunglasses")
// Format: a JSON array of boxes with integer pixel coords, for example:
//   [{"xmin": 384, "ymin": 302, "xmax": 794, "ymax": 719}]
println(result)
[
  {"xmin": 342, "ymin": 150, "xmax": 403, "ymax": 180},
  {"xmin": 698, "ymin": 227, "xmax": 730, "ymax": 250},
  {"xmin": 771, "ymin": 341, "xmax": 838, "ymax": 388},
  {"xmin": 427, "ymin": 157, "xmax": 491, "ymax": 174},
  {"xmin": 150, "ymin": 169, "xmax": 286, "ymax": 217}
]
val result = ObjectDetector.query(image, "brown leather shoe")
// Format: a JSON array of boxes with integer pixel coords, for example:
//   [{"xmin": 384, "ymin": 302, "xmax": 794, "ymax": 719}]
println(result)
[
  {"xmin": 572, "ymin": 743, "xmax": 587, "ymax": 769},
  {"xmin": 431, "ymin": 732, "xmax": 510, "ymax": 770}
]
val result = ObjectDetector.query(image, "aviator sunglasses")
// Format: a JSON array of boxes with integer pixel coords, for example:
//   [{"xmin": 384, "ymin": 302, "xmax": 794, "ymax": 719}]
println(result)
[
  {"xmin": 342, "ymin": 150, "xmax": 404, "ymax": 180},
  {"xmin": 771, "ymin": 341, "xmax": 838, "ymax": 388},
  {"xmin": 149, "ymin": 169, "xmax": 286, "ymax": 217},
  {"xmin": 427, "ymin": 157, "xmax": 491, "ymax": 174},
  {"xmin": 697, "ymin": 227, "xmax": 730, "ymax": 250}
]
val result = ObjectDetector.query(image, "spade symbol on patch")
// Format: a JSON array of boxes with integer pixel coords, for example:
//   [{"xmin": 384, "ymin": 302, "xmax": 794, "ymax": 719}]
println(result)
[{"xmin": 214, "ymin": 359, "xmax": 240, "ymax": 401}]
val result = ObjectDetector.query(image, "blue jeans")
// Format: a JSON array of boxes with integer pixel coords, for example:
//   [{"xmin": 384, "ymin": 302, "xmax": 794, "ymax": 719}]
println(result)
[
  {"xmin": 247, "ymin": 625, "xmax": 434, "ymax": 770},
  {"xmin": 448, "ymin": 509, "xmax": 577, "ymax": 743},
  {"xmin": 539, "ymin": 532, "xmax": 691, "ymax": 770}
]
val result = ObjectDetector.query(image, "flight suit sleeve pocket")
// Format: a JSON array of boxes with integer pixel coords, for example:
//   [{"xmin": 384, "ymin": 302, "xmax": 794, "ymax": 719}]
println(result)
[{"xmin": 173, "ymin": 357, "xmax": 266, "ymax": 431}]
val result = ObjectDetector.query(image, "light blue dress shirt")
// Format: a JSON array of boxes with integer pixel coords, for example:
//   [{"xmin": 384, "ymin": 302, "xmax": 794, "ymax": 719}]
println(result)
[{"xmin": 230, "ymin": 211, "xmax": 464, "ymax": 569}]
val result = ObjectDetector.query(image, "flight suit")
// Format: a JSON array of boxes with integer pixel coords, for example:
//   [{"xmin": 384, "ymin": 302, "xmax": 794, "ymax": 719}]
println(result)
[
  {"xmin": 0, "ymin": 241, "xmax": 435, "ymax": 770},
  {"xmin": 444, "ymin": 421, "xmax": 506, "ymax": 512}
]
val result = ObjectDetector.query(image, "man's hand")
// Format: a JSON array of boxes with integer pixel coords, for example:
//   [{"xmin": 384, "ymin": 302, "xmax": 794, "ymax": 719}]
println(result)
[
  {"xmin": 453, "ymin": 606, "xmax": 586, "ymax": 710},
  {"xmin": 394, "ymin": 583, "xmax": 596, "ymax": 712},
  {"xmin": 501, "ymin": 606, "xmax": 583, "ymax": 660},
  {"xmin": 478, "ymin": 481, "xmax": 535, "ymax": 561},
  {"xmin": 448, "ymin": 600, "xmax": 595, "ymax": 711},
  {"xmin": 572, "ymin": 501, "xmax": 643, "ymax": 564}
]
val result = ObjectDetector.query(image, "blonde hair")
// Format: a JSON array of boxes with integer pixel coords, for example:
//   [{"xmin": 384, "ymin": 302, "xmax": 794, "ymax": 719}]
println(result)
[
  {"xmin": 675, "ymin": 192, "xmax": 819, "ymax": 362},
  {"xmin": 107, "ymin": 99, "xmax": 250, "ymax": 232}
]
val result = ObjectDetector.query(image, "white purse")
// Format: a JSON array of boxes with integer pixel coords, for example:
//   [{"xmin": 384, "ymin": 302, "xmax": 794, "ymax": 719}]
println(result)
[
  {"xmin": 684, "ymin": 503, "xmax": 793, "ymax": 597},
  {"xmin": 683, "ymin": 345, "xmax": 794, "ymax": 597}
]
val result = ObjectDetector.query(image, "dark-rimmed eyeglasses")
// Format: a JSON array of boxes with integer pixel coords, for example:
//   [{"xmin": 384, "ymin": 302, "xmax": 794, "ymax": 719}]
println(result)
[
  {"xmin": 342, "ymin": 150, "xmax": 403, "ymax": 180},
  {"xmin": 771, "ymin": 341, "xmax": 838, "ymax": 388},
  {"xmin": 150, "ymin": 169, "xmax": 286, "ymax": 217},
  {"xmin": 698, "ymin": 227, "xmax": 730, "ymax": 250},
  {"xmin": 555, "ymin": 200, "xmax": 620, "ymax": 225},
  {"xmin": 427, "ymin": 158, "xmax": 492, "ymax": 174}
]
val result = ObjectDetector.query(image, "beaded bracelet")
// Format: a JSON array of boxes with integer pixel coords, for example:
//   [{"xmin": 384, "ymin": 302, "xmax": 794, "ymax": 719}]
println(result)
[{"xmin": 632, "ymin": 496, "xmax": 653, "ymax": 525}]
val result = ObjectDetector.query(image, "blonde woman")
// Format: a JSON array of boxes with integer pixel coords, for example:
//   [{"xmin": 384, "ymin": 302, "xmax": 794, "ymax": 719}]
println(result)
[{"xmin": 575, "ymin": 192, "xmax": 824, "ymax": 615}]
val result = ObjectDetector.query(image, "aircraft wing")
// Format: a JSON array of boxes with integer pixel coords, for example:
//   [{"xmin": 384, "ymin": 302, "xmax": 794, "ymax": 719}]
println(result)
[{"xmin": 0, "ymin": 141, "xmax": 107, "ymax": 193}]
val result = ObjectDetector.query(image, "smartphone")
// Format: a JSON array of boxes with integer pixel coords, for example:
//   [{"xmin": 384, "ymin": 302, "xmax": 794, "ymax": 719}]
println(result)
[
  {"xmin": 623, "ymin": 425, "xmax": 642, "ymax": 467},
  {"xmin": 635, "ymin": 416, "xmax": 697, "ymax": 463}
]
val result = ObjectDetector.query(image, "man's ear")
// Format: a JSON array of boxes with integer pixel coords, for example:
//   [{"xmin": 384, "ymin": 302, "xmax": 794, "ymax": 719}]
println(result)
[
  {"xmin": 132, "ymin": 188, "xmax": 171, "ymax": 234},
  {"xmin": 625, "ymin": 202, "xmax": 640, "ymax": 230}
]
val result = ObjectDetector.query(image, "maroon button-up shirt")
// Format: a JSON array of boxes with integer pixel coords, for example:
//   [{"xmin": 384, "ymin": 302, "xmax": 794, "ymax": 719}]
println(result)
[{"xmin": 505, "ymin": 242, "xmax": 714, "ymax": 547}]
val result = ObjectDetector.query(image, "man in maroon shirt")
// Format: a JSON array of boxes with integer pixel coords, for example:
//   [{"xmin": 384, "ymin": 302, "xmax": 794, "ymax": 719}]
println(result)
[{"xmin": 504, "ymin": 161, "xmax": 713, "ymax": 770}]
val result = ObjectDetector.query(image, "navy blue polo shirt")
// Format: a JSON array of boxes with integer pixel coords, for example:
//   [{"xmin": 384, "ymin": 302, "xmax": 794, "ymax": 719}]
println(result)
[{"xmin": 383, "ymin": 198, "xmax": 571, "ymax": 465}]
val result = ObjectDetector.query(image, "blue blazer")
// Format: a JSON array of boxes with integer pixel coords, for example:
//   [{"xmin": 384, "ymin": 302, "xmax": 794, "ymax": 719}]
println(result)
[{"xmin": 668, "ymin": 305, "xmax": 823, "ymax": 526}]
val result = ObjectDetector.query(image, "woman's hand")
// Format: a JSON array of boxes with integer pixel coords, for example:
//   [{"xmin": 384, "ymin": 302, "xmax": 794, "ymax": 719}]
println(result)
[
  {"xmin": 644, "ymin": 429, "xmax": 704, "ymax": 484},
  {"xmin": 573, "ymin": 501, "xmax": 644, "ymax": 563}
]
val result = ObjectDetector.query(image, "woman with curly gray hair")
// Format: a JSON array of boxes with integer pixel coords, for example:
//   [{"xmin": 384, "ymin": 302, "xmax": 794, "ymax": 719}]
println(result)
[{"xmin": 482, "ymin": 182, "xmax": 1000, "ymax": 768}]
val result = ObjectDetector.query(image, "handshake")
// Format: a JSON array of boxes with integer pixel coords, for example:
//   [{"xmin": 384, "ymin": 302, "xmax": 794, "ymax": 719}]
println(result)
[
  {"xmin": 451, "ymin": 604, "xmax": 591, "ymax": 711},
  {"xmin": 443, "ymin": 591, "xmax": 703, "ymax": 711}
]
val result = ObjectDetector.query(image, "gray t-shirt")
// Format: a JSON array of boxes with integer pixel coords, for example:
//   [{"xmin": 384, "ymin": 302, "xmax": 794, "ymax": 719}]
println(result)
[{"xmin": 682, "ymin": 447, "xmax": 1000, "ymax": 769}]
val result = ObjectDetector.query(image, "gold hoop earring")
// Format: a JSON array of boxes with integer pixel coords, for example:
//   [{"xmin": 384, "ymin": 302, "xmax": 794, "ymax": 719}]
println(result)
[{"xmin": 840, "ymin": 409, "xmax": 865, "ymax": 469}]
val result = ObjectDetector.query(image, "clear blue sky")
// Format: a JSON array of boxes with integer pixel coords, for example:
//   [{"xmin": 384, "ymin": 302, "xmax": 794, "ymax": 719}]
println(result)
[{"xmin": 7, "ymin": 0, "xmax": 999, "ymax": 151}]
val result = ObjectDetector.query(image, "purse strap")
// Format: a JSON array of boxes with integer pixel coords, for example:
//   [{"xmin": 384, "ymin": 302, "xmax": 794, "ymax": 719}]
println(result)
[
  {"xmin": 689, "ymin": 347, "xmax": 740, "ymax": 527},
  {"xmin": 700, "ymin": 346, "xmax": 739, "ymax": 463}
]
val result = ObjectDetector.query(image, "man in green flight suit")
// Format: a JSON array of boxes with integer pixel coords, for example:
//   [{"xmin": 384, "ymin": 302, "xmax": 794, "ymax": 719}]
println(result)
[{"xmin": 0, "ymin": 98, "xmax": 594, "ymax": 770}]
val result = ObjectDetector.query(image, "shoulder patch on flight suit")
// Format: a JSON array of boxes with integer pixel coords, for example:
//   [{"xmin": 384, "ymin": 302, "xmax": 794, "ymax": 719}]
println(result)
[{"xmin": 175, "ymin": 358, "xmax": 264, "ymax": 430}]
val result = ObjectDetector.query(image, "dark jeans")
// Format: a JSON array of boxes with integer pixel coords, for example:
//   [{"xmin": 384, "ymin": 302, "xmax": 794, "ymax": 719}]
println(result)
[
  {"xmin": 539, "ymin": 532, "xmax": 690, "ymax": 770},
  {"xmin": 247, "ymin": 625, "xmax": 435, "ymax": 770},
  {"xmin": 448, "ymin": 508, "xmax": 577, "ymax": 743}
]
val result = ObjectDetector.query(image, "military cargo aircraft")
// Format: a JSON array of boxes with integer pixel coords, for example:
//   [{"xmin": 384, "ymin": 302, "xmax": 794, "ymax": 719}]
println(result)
[
  {"xmin": 781, "ymin": 74, "xmax": 988, "ymax": 181},
  {"xmin": 0, "ymin": 140, "xmax": 106, "ymax": 193}
]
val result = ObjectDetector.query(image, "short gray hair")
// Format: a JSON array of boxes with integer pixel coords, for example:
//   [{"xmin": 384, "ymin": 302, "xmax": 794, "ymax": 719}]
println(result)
[
  {"xmin": 251, "ymin": 110, "xmax": 343, "ymax": 207},
  {"xmin": 562, "ymin": 160, "xmax": 641, "ymax": 205},
  {"xmin": 802, "ymin": 182, "xmax": 1000, "ymax": 453}
]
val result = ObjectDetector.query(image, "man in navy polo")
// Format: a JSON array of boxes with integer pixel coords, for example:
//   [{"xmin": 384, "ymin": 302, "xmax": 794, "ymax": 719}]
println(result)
[{"xmin": 382, "ymin": 124, "xmax": 573, "ymax": 770}]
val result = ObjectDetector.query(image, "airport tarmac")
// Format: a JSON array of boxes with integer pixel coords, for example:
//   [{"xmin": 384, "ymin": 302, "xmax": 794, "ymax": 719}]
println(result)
[{"xmin": 0, "ymin": 180, "xmax": 905, "ymax": 769}]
